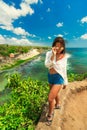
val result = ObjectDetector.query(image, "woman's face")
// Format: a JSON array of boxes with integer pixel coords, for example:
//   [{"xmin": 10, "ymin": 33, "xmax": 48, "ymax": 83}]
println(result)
[{"xmin": 55, "ymin": 42, "xmax": 64, "ymax": 54}]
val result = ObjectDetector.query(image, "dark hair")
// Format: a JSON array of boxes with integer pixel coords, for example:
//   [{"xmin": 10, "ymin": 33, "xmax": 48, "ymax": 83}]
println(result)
[{"xmin": 52, "ymin": 37, "xmax": 66, "ymax": 54}]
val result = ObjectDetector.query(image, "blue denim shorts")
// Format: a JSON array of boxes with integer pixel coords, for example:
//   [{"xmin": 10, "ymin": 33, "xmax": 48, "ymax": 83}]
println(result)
[{"xmin": 48, "ymin": 73, "xmax": 64, "ymax": 85}]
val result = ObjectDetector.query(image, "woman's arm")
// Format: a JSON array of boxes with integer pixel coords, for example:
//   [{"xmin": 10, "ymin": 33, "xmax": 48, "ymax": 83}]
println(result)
[{"xmin": 45, "ymin": 51, "xmax": 56, "ymax": 69}]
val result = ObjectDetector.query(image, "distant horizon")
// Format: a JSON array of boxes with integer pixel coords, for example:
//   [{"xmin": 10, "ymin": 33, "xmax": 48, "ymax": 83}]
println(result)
[
  {"xmin": 0, "ymin": 0, "xmax": 87, "ymax": 47},
  {"xmin": 0, "ymin": 43, "xmax": 87, "ymax": 49}
]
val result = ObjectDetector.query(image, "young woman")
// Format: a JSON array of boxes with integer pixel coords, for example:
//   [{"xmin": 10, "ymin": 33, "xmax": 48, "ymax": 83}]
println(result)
[{"xmin": 45, "ymin": 37, "xmax": 69, "ymax": 125}]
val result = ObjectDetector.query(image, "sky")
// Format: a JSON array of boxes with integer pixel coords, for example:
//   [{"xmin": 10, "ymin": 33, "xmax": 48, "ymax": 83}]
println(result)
[{"xmin": 0, "ymin": 0, "xmax": 87, "ymax": 48}]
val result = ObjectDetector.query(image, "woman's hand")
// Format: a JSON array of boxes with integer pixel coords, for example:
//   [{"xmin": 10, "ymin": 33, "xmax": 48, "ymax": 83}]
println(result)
[{"xmin": 52, "ymin": 47, "xmax": 57, "ymax": 55}]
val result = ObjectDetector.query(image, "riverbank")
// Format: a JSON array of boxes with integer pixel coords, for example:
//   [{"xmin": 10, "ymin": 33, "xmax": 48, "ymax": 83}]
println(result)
[
  {"xmin": 0, "ymin": 48, "xmax": 41, "ymax": 71},
  {"xmin": 35, "ymin": 79, "xmax": 87, "ymax": 130}
]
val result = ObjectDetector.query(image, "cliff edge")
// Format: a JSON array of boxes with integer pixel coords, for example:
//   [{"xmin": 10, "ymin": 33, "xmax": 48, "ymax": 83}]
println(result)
[{"xmin": 35, "ymin": 79, "xmax": 87, "ymax": 130}]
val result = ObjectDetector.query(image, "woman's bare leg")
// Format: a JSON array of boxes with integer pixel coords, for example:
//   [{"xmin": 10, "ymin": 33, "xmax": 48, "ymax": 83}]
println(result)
[
  {"xmin": 48, "ymin": 85, "xmax": 61, "ymax": 116},
  {"xmin": 55, "ymin": 86, "xmax": 61, "ymax": 107},
  {"xmin": 55, "ymin": 94, "xmax": 60, "ymax": 106}
]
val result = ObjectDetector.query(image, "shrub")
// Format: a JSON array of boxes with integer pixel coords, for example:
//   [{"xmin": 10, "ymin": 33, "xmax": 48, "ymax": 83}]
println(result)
[
  {"xmin": 68, "ymin": 72, "xmax": 87, "ymax": 82},
  {"xmin": 0, "ymin": 73, "xmax": 49, "ymax": 130}
]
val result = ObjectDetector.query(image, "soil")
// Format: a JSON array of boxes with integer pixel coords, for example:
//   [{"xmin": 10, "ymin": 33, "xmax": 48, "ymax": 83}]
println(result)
[
  {"xmin": 61, "ymin": 90, "xmax": 87, "ymax": 130},
  {"xmin": 35, "ymin": 79, "xmax": 87, "ymax": 130}
]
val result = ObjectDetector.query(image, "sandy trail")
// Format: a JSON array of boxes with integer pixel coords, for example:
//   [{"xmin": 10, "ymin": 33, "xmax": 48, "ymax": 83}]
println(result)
[
  {"xmin": 61, "ymin": 90, "xmax": 87, "ymax": 130},
  {"xmin": 15, "ymin": 49, "xmax": 40, "ymax": 60},
  {"xmin": 35, "ymin": 80, "xmax": 87, "ymax": 130}
]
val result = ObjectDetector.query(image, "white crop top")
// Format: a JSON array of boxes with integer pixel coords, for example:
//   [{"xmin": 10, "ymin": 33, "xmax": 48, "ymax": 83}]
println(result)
[{"xmin": 45, "ymin": 50, "xmax": 69, "ymax": 85}]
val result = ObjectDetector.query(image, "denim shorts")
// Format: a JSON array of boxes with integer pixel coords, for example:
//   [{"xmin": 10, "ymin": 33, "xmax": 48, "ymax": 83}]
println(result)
[{"xmin": 48, "ymin": 73, "xmax": 64, "ymax": 85}]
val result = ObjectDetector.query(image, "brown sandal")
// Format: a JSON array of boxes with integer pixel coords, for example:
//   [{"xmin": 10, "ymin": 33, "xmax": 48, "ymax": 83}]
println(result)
[
  {"xmin": 46, "ymin": 113, "xmax": 54, "ymax": 126},
  {"xmin": 55, "ymin": 104, "xmax": 61, "ymax": 109}
]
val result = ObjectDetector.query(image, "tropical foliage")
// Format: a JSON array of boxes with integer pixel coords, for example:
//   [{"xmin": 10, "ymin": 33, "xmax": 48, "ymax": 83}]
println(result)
[
  {"xmin": 0, "ymin": 72, "xmax": 87, "ymax": 129},
  {"xmin": 68, "ymin": 72, "xmax": 87, "ymax": 82},
  {"xmin": 0, "ymin": 44, "xmax": 50, "ymax": 57},
  {"xmin": 0, "ymin": 73, "xmax": 49, "ymax": 130}
]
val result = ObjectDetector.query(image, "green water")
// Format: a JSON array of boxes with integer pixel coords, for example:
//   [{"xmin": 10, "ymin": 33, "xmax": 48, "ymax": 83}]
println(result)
[
  {"xmin": 0, "ymin": 48, "xmax": 87, "ymax": 92},
  {"xmin": 0, "ymin": 53, "xmax": 48, "ymax": 91}
]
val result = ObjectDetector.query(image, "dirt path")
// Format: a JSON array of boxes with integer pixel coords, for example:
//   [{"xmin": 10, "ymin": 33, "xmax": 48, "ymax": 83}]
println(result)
[
  {"xmin": 35, "ymin": 79, "xmax": 87, "ymax": 130},
  {"xmin": 61, "ymin": 90, "xmax": 87, "ymax": 130}
]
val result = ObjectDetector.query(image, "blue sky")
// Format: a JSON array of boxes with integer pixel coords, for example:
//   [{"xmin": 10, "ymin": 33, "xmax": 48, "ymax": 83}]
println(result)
[{"xmin": 0, "ymin": 0, "xmax": 87, "ymax": 47}]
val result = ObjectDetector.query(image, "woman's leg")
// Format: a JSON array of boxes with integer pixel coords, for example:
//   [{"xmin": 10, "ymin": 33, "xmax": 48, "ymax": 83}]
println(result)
[
  {"xmin": 49, "ymin": 84, "xmax": 61, "ymax": 108},
  {"xmin": 48, "ymin": 84, "xmax": 55, "ymax": 109},
  {"xmin": 48, "ymin": 84, "xmax": 62, "ymax": 116},
  {"xmin": 55, "ymin": 94, "xmax": 60, "ymax": 106},
  {"xmin": 55, "ymin": 87, "xmax": 61, "ymax": 107}
]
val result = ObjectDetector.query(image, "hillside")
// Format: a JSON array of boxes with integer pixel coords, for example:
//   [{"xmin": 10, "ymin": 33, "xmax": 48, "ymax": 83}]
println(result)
[
  {"xmin": 0, "ymin": 45, "xmax": 49, "ymax": 70},
  {"xmin": 36, "ymin": 79, "xmax": 87, "ymax": 130}
]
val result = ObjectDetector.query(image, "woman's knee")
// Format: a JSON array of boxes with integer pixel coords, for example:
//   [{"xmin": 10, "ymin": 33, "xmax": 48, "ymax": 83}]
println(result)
[{"xmin": 48, "ymin": 85, "xmax": 61, "ymax": 102}]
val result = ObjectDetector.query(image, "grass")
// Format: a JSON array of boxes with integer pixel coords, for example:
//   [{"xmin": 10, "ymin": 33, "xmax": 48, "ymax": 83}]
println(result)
[{"xmin": 0, "ymin": 55, "xmax": 39, "ymax": 71}]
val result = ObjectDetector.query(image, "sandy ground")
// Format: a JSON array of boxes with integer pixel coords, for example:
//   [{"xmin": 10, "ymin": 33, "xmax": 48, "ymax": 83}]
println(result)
[
  {"xmin": 35, "ymin": 79, "xmax": 87, "ymax": 130},
  {"xmin": 61, "ymin": 90, "xmax": 87, "ymax": 130},
  {"xmin": 15, "ymin": 49, "xmax": 40, "ymax": 60}
]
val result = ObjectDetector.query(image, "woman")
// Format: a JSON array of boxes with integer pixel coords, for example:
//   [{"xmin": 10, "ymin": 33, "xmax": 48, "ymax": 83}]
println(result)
[{"xmin": 45, "ymin": 37, "xmax": 68, "ymax": 125}]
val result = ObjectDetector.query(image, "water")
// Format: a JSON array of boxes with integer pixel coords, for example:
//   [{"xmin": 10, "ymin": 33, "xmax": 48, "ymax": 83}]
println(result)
[
  {"xmin": 0, "ymin": 48, "xmax": 87, "ymax": 91},
  {"xmin": 67, "ymin": 48, "xmax": 87, "ymax": 73},
  {"xmin": 0, "ymin": 53, "xmax": 48, "ymax": 91}
]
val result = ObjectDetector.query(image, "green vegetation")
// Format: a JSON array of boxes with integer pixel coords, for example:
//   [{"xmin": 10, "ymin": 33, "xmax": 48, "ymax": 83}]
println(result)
[
  {"xmin": 0, "ymin": 44, "xmax": 50, "ymax": 57},
  {"xmin": 0, "ymin": 45, "xmax": 30, "ymax": 56},
  {"xmin": 1, "ymin": 45, "xmax": 87, "ymax": 129},
  {"xmin": 0, "ymin": 73, "xmax": 49, "ymax": 130},
  {"xmin": 0, "ymin": 72, "xmax": 87, "ymax": 129},
  {"xmin": 68, "ymin": 72, "xmax": 87, "ymax": 82},
  {"xmin": 0, "ymin": 56, "xmax": 38, "ymax": 71},
  {"xmin": 0, "ymin": 44, "xmax": 50, "ymax": 71}
]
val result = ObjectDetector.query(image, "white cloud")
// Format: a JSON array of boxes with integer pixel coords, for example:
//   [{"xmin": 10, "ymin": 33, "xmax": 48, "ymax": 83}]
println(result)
[
  {"xmin": 0, "ymin": 25, "xmax": 35, "ymax": 37},
  {"xmin": 54, "ymin": 34, "xmax": 63, "ymax": 37},
  {"xmin": 20, "ymin": 2, "xmax": 34, "ymax": 16},
  {"xmin": 48, "ymin": 36, "xmax": 51, "ymax": 39},
  {"xmin": 58, "ymin": 34, "xmax": 63, "ymax": 37},
  {"xmin": 24, "ymin": 0, "xmax": 38, "ymax": 4},
  {"xmin": 80, "ymin": 34, "xmax": 87, "ymax": 40},
  {"xmin": 0, "ymin": 35, "xmax": 6, "ymax": 44},
  {"xmin": 39, "ymin": 0, "xmax": 43, "ymax": 4},
  {"xmin": 0, "ymin": 34, "xmax": 32, "ymax": 45},
  {"xmin": 13, "ymin": 27, "xmax": 29, "ymax": 36},
  {"xmin": 81, "ymin": 16, "xmax": 87, "ymax": 23},
  {"xmin": 0, "ymin": 25, "xmax": 13, "ymax": 31},
  {"xmin": 0, "ymin": 2, "xmax": 23, "ymax": 27},
  {"xmin": 9, "ymin": 37, "xmax": 32, "ymax": 45},
  {"xmin": 24, "ymin": 0, "xmax": 43, "ymax": 4},
  {"xmin": 47, "ymin": 8, "xmax": 51, "ymax": 12},
  {"xmin": 56, "ymin": 22, "xmax": 63, "ymax": 27},
  {"xmin": 0, "ymin": 0, "xmax": 39, "ymax": 37},
  {"xmin": 0, "ymin": 0, "xmax": 36, "ymax": 27}
]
